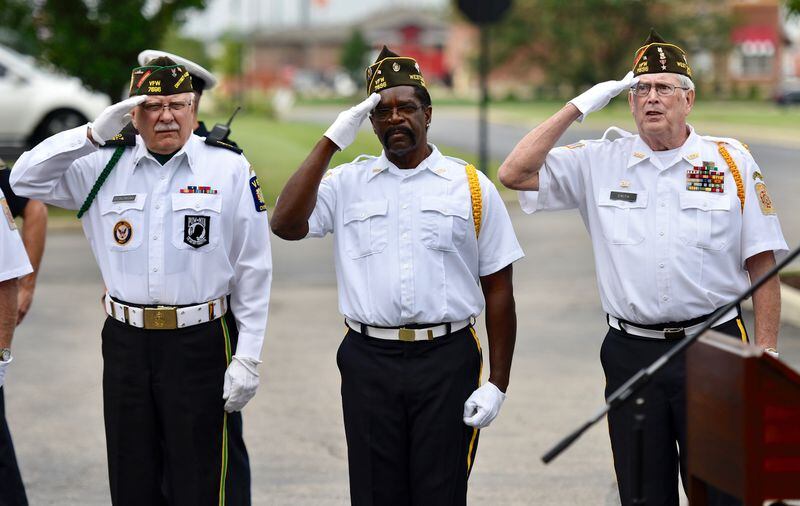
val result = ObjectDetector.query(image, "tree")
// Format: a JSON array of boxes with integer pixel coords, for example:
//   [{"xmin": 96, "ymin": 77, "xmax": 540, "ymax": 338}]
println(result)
[
  {"xmin": 486, "ymin": 0, "xmax": 731, "ymax": 93},
  {"xmin": 0, "ymin": 0, "xmax": 207, "ymax": 100},
  {"xmin": 788, "ymin": 0, "xmax": 800, "ymax": 15},
  {"xmin": 340, "ymin": 29, "xmax": 370, "ymax": 81}
]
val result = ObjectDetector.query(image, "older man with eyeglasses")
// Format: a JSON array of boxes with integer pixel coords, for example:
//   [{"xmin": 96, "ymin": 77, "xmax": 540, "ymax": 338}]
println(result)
[
  {"xmin": 10, "ymin": 56, "xmax": 271, "ymax": 505},
  {"xmin": 498, "ymin": 30, "xmax": 787, "ymax": 506},
  {"xmin": 271, "ymin": 46, "xmax": 523, "ymax": 506}
]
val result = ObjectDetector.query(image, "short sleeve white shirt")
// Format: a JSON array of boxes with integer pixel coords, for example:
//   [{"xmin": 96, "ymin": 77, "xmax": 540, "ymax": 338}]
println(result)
[
  {"xmin": 519, "ymin": 126, "xmax": 788, "ymax": 324},
  {"xmin": 306, "ymin": 145, "xmax": 524, "ymax": 326},
  {"xmin": 0, "ymin": 187, "xmax": 32, "ymax": 282}
]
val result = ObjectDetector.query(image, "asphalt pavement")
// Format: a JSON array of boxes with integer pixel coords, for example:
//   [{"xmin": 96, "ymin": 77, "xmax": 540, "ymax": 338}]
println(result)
[{"xmin": 4, "ymin": 108, "xmax": 800, "ymax": 504}]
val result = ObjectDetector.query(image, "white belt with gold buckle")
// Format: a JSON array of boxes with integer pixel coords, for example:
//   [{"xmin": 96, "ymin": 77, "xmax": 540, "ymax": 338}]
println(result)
[
  {"xmin": 104, "ymin": 293, "xmax": 227, "ymax": 330},
  {"xmin": 345, "ymin": 317, "xmax": 473, "ymax": 341}
]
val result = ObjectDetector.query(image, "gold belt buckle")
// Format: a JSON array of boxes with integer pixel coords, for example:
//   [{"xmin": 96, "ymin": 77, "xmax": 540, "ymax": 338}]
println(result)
[
  {"xmin": 144, "ymin": 306, "xmax": 178, "ymax": 330},
  {"xmin": 398, "ymin": 328, "xmax": 415, "ymax": 342}
]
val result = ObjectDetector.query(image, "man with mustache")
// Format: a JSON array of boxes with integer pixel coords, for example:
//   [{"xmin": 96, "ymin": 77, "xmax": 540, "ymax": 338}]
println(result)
[
  {"xmin": 271, "ymin": 46, "xmax": 523, "ymax": 506},
  {"xmin": 11, "ymin": 57, "xmax": 271, "ymax": 505},
  {"xmin": 498, "ymin": 30, "xmax": 787, "ymax": 505}
]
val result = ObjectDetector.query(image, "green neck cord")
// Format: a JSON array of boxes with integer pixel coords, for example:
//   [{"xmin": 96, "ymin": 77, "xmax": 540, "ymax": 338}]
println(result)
[{"xmin": 76, "ymin": 146, "xmax": 125, "ymax": 219}]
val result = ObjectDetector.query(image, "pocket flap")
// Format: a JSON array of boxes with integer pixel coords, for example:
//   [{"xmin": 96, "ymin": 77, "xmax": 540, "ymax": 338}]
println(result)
[
  {"xmin": 171, "ymin": 193, "xmax": 223, "ymax": 213},
  {"xmin": 679, "ymin": 192, "xmax": 730, "ymax": 212},
  {"xmin": 101, "ymin": 193, "xmax": 147, "ymax": 215},
  {"xmin": 343, "ymin": 200, "xmax": 389, "ymax": 224},
  {"xmin": 597, "ymin": 188, "xmax": 648, "ymax": 209},
  {"xmin": 420, "ymin": 196, "xmax": 469, "ymax": 218}
]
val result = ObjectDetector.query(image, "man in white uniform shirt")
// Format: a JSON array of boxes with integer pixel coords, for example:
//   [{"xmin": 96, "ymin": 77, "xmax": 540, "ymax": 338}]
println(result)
[
  {"xmin": 0, "ymin": 188, "xmax": 33, "ymax": 506},
  {"xmin": 11, "ymin": 57, "xmax": 271, "ymax": 506},
  {"xmin": 498, "ymin": 30, "xmax": 787, "ymax": 506},
  {"xmin": 271, "ymin": 46, "xmax": 524, "ymax": 506}
]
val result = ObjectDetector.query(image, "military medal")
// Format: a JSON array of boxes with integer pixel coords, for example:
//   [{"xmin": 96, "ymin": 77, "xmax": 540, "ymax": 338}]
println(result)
[{"xmin": 686, "ymin": 161, "xmax": 724, "ymax": 193}]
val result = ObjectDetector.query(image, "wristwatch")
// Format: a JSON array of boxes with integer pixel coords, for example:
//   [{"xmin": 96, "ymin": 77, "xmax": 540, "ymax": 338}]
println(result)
[{"xmin": 0, "ymin": 348, "xmax": 11, "ymax": 363}]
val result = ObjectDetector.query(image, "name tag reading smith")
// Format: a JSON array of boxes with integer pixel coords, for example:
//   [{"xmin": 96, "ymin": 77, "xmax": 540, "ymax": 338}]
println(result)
[{"xmin": 609, "ymin": 191, "xmax": 637, "ymax": 203}]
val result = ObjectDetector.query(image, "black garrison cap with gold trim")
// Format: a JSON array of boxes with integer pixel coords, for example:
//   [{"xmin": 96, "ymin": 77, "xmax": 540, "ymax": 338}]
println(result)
[
  {"xmin": 129, "ymin": 56, "xmax": 194, "ymax": 97},
  {"xmin": 632, "ymin": 29, "xmax": 692, "ymax": 78},
  {"xmin": 365, "ymin": 46, "xmax": 427, "ymax": 95}
]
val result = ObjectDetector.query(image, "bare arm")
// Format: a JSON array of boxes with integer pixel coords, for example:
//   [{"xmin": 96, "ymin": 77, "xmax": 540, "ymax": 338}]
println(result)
[
  {"xmin": 0, "ymin": 279, "xmax": 18, "ymax": 348},
  {"xmin": 270, "ymin": 137, "xmax": 339, "ymax": 240},
  {"xmin": 745, "ymin": 250, "xmax": 780, "ymax": 350},
  {"xmin": 480, "ymin": 264, "xmax": 516, "ymax": 392},
  {"xmin": 497, "ymin": 104, "xmax": 581, "ymax": 191},
  {"xmin": 17, "ymin": 199, "xmax": 47, "ymax": 324}
]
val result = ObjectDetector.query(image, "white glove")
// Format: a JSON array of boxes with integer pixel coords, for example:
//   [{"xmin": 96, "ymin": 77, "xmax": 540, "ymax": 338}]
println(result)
[
  {"xmin": 463, "ymin": 381, "xmax": 506, "ymax": 429},
  {"xmin": 323, "ymin": 93, "xmax": 381, "ymax": 150},
  {"xmin": 223, "ymin": 355, "xmax": 261, "ymax": 412},
  {"xmin": 0, "ymin": 356, "xmax": 12, "ymax": 389},
  {"xmin": 569, "ymin": 71, "xmax": 638, "ymax": 123},
  {"xmin": 90, "ymin": 96, "xmax": 146, "ymax": 145}
]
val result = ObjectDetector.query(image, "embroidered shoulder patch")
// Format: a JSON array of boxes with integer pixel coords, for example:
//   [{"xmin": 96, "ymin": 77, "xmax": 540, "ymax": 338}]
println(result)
[
  {"xmin": 1, "ymin": 197, "xmax": 16, "ymax": 230},
  {"xmin": 249, "ymin": 174, "xmax": 267, "ymax": 212},
  {"xmin": 755, "ymin": 182, "xmax": 775, "ymax": 215}
]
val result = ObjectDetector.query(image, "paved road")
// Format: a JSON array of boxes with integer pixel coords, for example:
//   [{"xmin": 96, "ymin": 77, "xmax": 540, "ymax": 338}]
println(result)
[{"xmin": 4, "ymin": 108, "xmax": 800, "ymax": 504}]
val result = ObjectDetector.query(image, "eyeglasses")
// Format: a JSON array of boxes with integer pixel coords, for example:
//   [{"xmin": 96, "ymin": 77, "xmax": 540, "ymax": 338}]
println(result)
[
  {"xmin": 371, "ymin": 103, "xmax": 421, "ymax": 121},
  {"xmin": 630, "ymin": 82, "xmax": 691, "ymax": 97},
  {"xmin": 140, "ymin": 100, "xmax": 193, "ymax": 113}
]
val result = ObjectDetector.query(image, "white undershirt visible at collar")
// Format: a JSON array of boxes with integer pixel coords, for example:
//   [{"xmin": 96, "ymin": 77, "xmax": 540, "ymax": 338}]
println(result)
[{"xmin": 650, "ymin": 146, "xmax": 682, "ymax": 170}]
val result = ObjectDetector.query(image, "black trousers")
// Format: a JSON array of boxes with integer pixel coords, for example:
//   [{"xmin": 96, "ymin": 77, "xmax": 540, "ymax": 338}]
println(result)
[
  {"xmin": 0, "ymin": 387, "xmax": 27, "ymax": 506},
  {"xmin": 101, "ymin": 312, "xmax": 250, "ymax": 506},
  {"xmin": 601, "ymin": 316, "xmax": 748, "ymax": 506},
  {"xmin": 337, "ymin": 326, "xmax": 483, "ymax": 506}
]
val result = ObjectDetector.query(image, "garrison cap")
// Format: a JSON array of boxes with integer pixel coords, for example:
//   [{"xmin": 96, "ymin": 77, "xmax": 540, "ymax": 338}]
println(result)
[
  {"xmin": 365, "ymin": 46, "xmax": 427, "ymax": 95},
  {"xmin": 129, "ymin": 56, "xmax": 193, "ymax": 97},
  {"xmin": 632, "ymin": 29, "xmax": 692, "ymax": 79},
  {"xmin": 137, "ymin": 49, "xmax": 217, "ymax": 93}
]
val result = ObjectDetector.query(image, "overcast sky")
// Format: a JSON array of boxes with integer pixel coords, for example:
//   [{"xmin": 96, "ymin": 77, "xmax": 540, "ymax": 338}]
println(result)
[{"xmin": 181, "ymin": 0, "xmax": 447, "ymax": 37}]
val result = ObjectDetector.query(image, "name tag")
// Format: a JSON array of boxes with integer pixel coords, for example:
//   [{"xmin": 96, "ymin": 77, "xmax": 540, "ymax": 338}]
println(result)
[
  {"xmin": 609, "ymin": 191, "xmax": 637, "ymax": 203},
  {"xmin": 112, "ymin": 194, "xmax": 137, "ymax": 203}
]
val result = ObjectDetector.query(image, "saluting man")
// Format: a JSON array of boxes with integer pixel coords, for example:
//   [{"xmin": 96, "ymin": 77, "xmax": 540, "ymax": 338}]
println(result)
[
  {"xmin": 498, "ymin": 30, "xmax": 787, "ymax": 505},
  {"xmin": 11, "ymin": 57, "xmax": 271, "ymax": 506},
  {"xmin": 271, "ymin": 46, "xmax": 524, "ymax": 506}
]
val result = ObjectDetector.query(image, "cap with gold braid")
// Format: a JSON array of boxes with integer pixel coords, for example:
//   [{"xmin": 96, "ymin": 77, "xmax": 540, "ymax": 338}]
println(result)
[
  {"xmin": 129, "ymin": 56, "xmax": 193, "ymax": 97},
  {"xmin": 632, "ymin": 29, "xmax": 692, "ymax": 79},
  {"xmin": 365, "ymin": 46, "xmax": 427, "ymax": 95}
]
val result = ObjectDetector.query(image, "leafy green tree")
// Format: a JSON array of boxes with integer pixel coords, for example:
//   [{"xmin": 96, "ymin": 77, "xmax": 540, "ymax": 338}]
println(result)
[
  {"xmin": 340, "ymin": 29, "xmax": 370, "ymax": 80},
  {"xmin": 487, "ymin": 0, "xmax": 730, "ymax": 93},
  {"xmin": 0, "ymin": 0, "xmax": 207, "ymax": 100},
  {"xmin": 788, "ymin": 0, "xmax": 800, "ymax": 15}
]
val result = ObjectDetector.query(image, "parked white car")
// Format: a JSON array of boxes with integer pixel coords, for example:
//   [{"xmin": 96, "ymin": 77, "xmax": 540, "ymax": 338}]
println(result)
[{"xmin": 0, "ymin": 43, "xmax": 110, "ymax": 148}]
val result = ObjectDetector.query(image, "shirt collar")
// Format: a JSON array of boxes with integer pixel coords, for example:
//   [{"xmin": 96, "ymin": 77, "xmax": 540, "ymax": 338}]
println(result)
[
  {"xmin": 131, "ymin": 133, "xmax": 199, "ymax": 174},
  {"xmin": 628, "ymin": 124, "xmax": 699, "ymax": 169},
  {"xmin": 367, "ymin": 144, "xmax": 452, "ymax": 181}
]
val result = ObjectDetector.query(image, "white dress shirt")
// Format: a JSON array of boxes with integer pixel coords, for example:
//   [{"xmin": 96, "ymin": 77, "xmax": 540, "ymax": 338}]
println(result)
[
  {"xmin": 307, "ymin": 145, "xmax": 524, "ymax": 326},
  {"xmin": 519, "ymin": 125, "xmax": 788, "ymax": 325},
  {"xmin": 10, "ymin": 126, "xmax": 272, "ymax": 358},
  {"xmin": 0, "ymin": 187, "xmax": 32, "ymax": 282}
]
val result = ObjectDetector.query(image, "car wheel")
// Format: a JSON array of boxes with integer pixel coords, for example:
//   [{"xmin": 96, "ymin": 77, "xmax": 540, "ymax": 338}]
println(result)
[{"xmin": 30, "ymin": 109, "xmax": 88, "ymax": 146}]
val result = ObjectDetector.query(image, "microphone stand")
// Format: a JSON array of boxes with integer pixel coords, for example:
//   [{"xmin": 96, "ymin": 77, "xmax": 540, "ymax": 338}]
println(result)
[{"xmin": 541, "ymin": 243, "xmax": 800, "ymax": 468}]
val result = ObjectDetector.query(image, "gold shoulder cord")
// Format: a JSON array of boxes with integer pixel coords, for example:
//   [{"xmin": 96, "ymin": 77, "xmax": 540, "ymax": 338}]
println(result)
[
  {"xmin": 465, "ymin": 164, "xmax": 482, "ymax": 238},
  {"xmin": 716, "ymin": 142, "xmax": 745, "ymax": 212}
]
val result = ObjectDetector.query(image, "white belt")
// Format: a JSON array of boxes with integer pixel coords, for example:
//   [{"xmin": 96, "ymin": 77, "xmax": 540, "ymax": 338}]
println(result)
[
  {"xmin": 608, "ymin": 307, "xmax": 739, "ymax": 340},
  {"xmin": 345, "ymin": 317, "xmax": 473, "ymax": 342},
  {"xmin": 104, "ymin": 293, "xmax": 227, "ymax": 330}
]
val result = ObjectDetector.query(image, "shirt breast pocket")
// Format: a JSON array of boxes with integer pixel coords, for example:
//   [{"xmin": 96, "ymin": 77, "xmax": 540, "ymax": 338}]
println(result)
[
  {"xmin": 100, "ymin": 194, "xmax": 146, "ymax": 252},
  {"xmin": 678, "ymin": 192, "xmax": 731, "ymax": 250},
  {"xmin": 596, "ymin": 189, "xmax": 649, "ymax": 245},
  {"xmin": 171, "ymin": 193, "xmax": 222, "ymax": 252},
  {"xmin": 420, "ymin": 196, "xmax": 470, "ymax": 252},
  {"xmin": 342, "ymin": 200, "xmax": 389, "ymax": 259}
]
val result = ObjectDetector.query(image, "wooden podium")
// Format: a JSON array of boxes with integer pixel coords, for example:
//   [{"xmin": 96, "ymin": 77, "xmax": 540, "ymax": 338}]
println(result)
[{"xmin": 687, "ymin": 331, "xmax": 800, "ymax": 505}]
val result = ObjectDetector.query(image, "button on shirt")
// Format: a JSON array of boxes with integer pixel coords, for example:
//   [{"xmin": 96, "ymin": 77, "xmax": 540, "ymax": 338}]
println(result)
[
  {"xmin": 519, "ymin": 126, "xmax": 787, "ymax": 324},
  {"xmin": 307, "ymin": 145, "xmax": 524, "ymax": 326},
  {"xmin": 10, "ymin": 126, "xmax": 272, "ymax": 358},
  {"xmin": 0, "ymin": 187, "xmax": 32, "ymax": 282}
]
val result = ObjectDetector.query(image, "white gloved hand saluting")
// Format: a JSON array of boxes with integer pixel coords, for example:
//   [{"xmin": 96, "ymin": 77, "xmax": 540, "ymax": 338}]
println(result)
[
  {"xmin": 89, "ymin": 95, "xmax": 146, "ymax": 145},
  {"xmin": 223, "ymin": 355, "xmax": 261, "ymax": 412},
  {"xmin": 323, "ymin": 93, "xmax": 381, "ymax": 151},
  {"xmin": 0, "ymin": 356, "xmax": 12, "ymax": 389},
  {"xmin": 569, "ymin": 71, "xmax": 638, "ymax": 123},
  {"xmin": 463, "ymin": 381, "xmax": 506, "ymax": 429}
]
